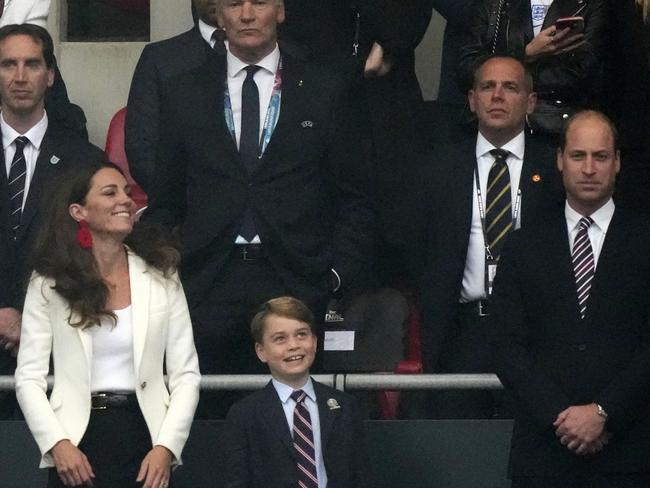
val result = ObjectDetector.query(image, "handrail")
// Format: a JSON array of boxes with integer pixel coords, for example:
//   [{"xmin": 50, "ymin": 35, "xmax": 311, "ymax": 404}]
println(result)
[{"xmin": 0, "ymin": 374, "xmax": 503, "ymax": 391}]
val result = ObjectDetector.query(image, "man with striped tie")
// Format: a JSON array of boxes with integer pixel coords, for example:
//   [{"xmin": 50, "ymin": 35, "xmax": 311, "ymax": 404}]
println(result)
[
  {"xmin": 490, "ymin": 110, "xmax": 650, "ymax": 487},
  {"xmin": 420, "ymin": 55, "xmax": 563, "ymax": 419},
  {"xmin": 220, "ymin": 297, "xmax": 366, "ymax": 488},
  {"xmin": 0, "ymin": 24, "xmax": 103, "ymax": 418}
]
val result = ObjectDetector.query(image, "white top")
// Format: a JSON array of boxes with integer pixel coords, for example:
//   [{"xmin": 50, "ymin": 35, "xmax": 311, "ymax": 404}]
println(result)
[
  {"xmin": 88, "ymin": 305, "xmax": 136, "ymax": 393},
  {"xmin": 272, "ymin": 377, "xmax": 328, "ymax": 488},
  {"xmin": 530, "ymin": 0, "xmax": 554, "ymax": 36},
  {"xmin": 2, "ymin": 112, "xmax": 48, "ymax": 212},
  {"xmin": 565, "ymin": 198, "xmax": 615, "ymax": 268},
  {"xmin": 461, "ymin": 131, "xmax": 526, "ymax": 302}
]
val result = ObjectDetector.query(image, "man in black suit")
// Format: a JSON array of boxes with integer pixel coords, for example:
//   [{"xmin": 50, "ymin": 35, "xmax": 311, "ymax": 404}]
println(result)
[
  {"xmin": 490, "ymin": 110, "xmax": 650, "ymax": 487},
  {"xmin": 220, "ymin": 297, "xmax": 366, "ymax": 488},
  {"xmin": 125, "ymin": 0, "xmax": 221, "ymax": 186},
  {"xmin": 143, "ymin": 0, "xmax": 373, "ymax": 384},
  {"xmin": 0, "ymin": 24, "xmax": 104, "ymax": 418},
  {"xmin": 420, "ymin": 55, "xmax": 563, "ymax": 418}
]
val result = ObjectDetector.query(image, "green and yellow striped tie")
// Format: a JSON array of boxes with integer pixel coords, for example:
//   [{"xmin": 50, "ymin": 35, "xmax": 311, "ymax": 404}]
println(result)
[{"xmin": 485, "ymin": 149, "xmax": 512, "ymax": 260}]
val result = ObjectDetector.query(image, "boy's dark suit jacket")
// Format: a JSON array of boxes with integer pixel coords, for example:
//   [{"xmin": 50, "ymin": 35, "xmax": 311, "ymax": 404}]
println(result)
[
  {"xmin": 0, "ymin": 125, "xmax": 103, "ymax": 414},
  {"xmin": 490, "ymin": 207, "xmax": 650, "ymax": 477},
  {"xmin": 419, "ymin": 136, "xmax": 563, "ymax": 371},
  {"xmin": 220, "ymin": 380, "xmax": 366, "ymax": 488},
  {"xmin": 144, "ymin": 46, "xmax": 373, "ymax": 310}
]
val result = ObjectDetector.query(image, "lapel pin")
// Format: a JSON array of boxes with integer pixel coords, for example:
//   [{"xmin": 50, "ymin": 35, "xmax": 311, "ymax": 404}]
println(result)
[
  {"xmin": 298, "ymin": 80, "xmax": 304, "ymax": 87},
  {"xmin": 326, "ymin": 398, "xmax": 341, "ymax": 410},
  {"xmin": 301, "ymin": 120, "xmax": 314, "ymax": 128},
  {"xmin": 50, "ymin": 155, "xmax": 60, "ymax": 165},
  {"xmin": 532, "ymin": 174, "xmax": 541, "ymax": 183}
]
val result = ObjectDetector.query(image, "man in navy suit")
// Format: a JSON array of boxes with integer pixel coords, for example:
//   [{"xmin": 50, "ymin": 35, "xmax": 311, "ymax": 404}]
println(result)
[
  {"xmin": 490, "ymin": 111, "xmax": 650, "ymax": 487},
  {"xmin": 419, "ymin": 55, "xmax": 563, "ymax": 418},
  {"xmin": 220, "ymin": 297, "xmax": 366, "ymax": 488},
  {"xmin": 142, "ymin": 0, "xmax": 373, "ymax": 390},
  {"xmin": 0, "ymin": 24, "xmax": 103, "ymax": 417},
  {"xmin": 125, "ymin": 0, "xmax": 222, "ymax": 186}
]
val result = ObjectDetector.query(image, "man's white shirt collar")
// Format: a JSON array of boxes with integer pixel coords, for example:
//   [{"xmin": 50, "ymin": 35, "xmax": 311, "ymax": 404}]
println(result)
[
  {"xmin": 227, "ymin": 43, "xmax": 281, "ymax": 78},
  {"xmin": 198, "ymin": 19, "xmax": 219, "ymax": 46},
  {"xmin": 1, "ymin": 111, "xmax": 48, "ymax": 150},
  {"xmin": 476, "ymin": 130, "xmax": 526, "ymax": 161},
  {"xmin": 565, "ymin": 198, "xmax": 615, "ymax": 234}
]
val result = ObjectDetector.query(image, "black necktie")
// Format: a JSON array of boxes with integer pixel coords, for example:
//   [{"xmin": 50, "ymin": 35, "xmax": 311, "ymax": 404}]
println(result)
[
  {"xmin": 485, "ymin": 148, "xmax": 512, "ymax": 260},
  {"xmin": 8, "ymin": 136, "xmax": 29, "ymax": 238},
  {"xmin": 240, "ymin": 65, "xmax": 261, "ymax": 173},
  {"xmin": 211, "ymin": 29, "xmax": 226, "ymax": 55},
  {"xmin": 290, "ymin": 390, "xmax": 318, "ymax": 488},
  {"xmin": 238, "ymin": 65, "xmax": 261, "ymax": 241}
]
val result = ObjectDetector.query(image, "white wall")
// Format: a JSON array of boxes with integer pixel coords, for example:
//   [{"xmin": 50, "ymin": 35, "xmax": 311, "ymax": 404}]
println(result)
[{"xmin": 50, "ymin": 1, "xmax": 445, "ymax": 147}]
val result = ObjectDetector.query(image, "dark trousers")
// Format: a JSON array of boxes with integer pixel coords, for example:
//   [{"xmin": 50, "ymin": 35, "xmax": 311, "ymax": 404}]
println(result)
[
  {"xmin": 512, "ymin": 473, "xmax": 650, "ymax": 488},
  {"xmin": 428, "ymin": 303, "xmax": 513, "ymax": 419},
  {"xmin": 47, "ymin": 401, "xmax": 159, "ymax": 488}
]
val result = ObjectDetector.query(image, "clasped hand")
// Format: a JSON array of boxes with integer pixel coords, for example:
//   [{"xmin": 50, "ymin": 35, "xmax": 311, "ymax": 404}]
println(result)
[
  {"xmin": 553, "ymin": 404, "xmax": 610, "ymax": 455},
  {"xmin": 0, "ymin": 307, "xmax": 21, "ymax": 355}
]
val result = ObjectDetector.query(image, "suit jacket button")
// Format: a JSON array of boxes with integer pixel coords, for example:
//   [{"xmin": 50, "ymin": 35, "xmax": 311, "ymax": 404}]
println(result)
[
  {"xmin": 577, "ymin": 344, "xmax": 587, "ymax": 352},
  {"xmin": 140, "ymin": 381, "xmax": 147, "ymax": 389}
]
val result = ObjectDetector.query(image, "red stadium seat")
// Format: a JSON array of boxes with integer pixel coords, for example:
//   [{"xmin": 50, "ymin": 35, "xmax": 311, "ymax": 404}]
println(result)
[
  {"xmin": 104, "ymin": 107, "xmax": 148, "ymax": 212},
  {"xmin": 376, "ymin": 301, "xmax": 423, "ymax": 420}
]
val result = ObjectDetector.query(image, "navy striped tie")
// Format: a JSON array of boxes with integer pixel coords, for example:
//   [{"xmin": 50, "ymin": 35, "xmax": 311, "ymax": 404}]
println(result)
[
  {"xmin": 291, "ymin": 390, "xmax": 318, "ymax": 488},
  {"xmin": 572, "ymin": 217, "xmax": 595, "ymax": 319},
  {"xmin": 7, "ymin": 136, "xmax": 29, "ymax": 238}
]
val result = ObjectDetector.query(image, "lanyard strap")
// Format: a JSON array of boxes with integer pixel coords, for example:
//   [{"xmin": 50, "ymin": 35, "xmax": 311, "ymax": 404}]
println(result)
[
  {"xmin": 473, "ymin": 160, "xmax": 521, "ymax": 260},
  {"xmin": 224, "ymin": 57, "xmax": 283, "ymax": 158}
]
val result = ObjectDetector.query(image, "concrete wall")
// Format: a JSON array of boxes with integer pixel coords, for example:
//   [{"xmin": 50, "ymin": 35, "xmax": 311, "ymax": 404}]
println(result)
[{"xmin": 49, "ymin": 1, "xmax": 445, "ymax": 147}]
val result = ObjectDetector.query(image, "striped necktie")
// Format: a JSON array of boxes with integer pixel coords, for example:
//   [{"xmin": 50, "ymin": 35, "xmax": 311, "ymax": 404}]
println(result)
[
  {"xmin": 7, "ymin": 136, "xmax": 29, "ymax": 238},
  {"xmin": 572, "ymin": 216, "xmax": 595, "ymax": 319},
  {"xmin": 485, "ymin": 148, "xmax": 512, "ymax": 260},
  {"xmin": 291, "ymin": 390, "xmax": 318, "ymax": 488}
]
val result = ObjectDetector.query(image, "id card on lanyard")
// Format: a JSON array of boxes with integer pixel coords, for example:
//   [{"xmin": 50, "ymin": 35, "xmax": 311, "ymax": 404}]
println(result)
[
  {"xmin": 224, "ymin": 57, "xmax": 283, "ymax": 158},
  {"xmin": 474, "ymin": 163, "xmax": 521, "ymax": 296}
]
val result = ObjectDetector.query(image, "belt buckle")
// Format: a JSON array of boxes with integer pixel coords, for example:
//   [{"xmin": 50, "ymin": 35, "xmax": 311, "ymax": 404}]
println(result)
[
  {"xmin": 478, "ymin": 300, "xmax": 489, "ymax": 317},
  {"xmin": 241, "ymin": 245, "xmax": 254, "ymax": 261},
  {"xmin": 91, "ymin": 393, "xmax": 108, "ymax": 410}
]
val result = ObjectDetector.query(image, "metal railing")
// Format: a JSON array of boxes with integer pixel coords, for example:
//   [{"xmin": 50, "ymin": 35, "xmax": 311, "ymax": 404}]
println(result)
[{"xmin": 0, "ymin": 374, "xmax": 503, "ymax": 391}]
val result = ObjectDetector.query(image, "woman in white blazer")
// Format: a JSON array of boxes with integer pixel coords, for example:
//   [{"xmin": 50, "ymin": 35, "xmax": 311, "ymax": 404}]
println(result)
[
  {"xmin": 15, "ymin": 161, "xmax": 201, "ymax": 488},
  {"xmin": 0, "ymin": 0, "xmax": 50, "ymax": 27}
]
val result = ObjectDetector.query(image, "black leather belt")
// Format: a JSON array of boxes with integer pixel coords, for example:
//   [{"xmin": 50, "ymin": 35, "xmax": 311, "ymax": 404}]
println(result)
[
  {"xmin": 235, "ymin": 243, "xmax": 264, "ymax": 261},
  {"xmin": 458, "ymin": 299, "xmax": 490, "ymax": 318},
  {"xmin": 91, "ymin": 393, "xmax": 137, "ymax": 410}
]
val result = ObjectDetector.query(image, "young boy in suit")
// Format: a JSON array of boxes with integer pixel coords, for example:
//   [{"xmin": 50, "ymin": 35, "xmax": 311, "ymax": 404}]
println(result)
[{"xmin": 220, "ymin": 297, "xmax": 367, "ymax": 488}]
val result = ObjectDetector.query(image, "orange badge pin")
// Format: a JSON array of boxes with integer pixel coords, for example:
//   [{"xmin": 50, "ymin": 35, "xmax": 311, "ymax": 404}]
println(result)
[{"xmin": 532, "ymin": 174, "xmax": 542, "ymax": 183}]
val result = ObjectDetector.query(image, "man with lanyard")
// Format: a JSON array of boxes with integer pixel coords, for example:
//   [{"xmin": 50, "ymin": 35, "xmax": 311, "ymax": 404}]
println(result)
[
  {"xmin": 419, "ymin": 55, "xmax": 563, "ymax": 418},
  {"xmin": 143, "ymin": 0, "xmax": 373, "ymax": 417}
]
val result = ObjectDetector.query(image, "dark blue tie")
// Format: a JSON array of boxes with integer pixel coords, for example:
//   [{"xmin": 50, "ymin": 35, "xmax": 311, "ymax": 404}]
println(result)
[
  {"xmin": 8, "ymin": 136, "xmax": 29, "ymax": 238},
  {"xmin": 239, "ymin": 65, "xmax": 261, "ymax": 241},
  {"xmin": 291, "ymin": 390, "xmax": 318, "ymax": 488}
]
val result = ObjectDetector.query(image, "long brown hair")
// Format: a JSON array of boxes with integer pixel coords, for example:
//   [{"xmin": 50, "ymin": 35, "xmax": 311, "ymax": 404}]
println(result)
[{"xmin": 31, "ymin": 161, "xmax": 180, "ymax": 328}]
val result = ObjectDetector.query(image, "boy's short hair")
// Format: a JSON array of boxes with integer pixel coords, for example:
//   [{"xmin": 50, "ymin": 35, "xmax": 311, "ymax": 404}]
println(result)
[{"xmin": 250, "ymin": 296, "xmax": 315, "ymax": 343}]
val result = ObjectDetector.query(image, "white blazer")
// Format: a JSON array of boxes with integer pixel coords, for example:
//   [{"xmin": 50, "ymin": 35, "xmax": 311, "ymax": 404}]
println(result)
[
  {"xmin": 1, "ymin": 0, "xmax": 50, "ymax": 27},
  {"xmin": 15, "ymin": 250, "xmax": 201, "ymax": 468}
]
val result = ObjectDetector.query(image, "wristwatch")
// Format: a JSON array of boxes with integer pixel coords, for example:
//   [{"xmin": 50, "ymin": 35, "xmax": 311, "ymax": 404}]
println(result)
[{"xmin": 596, "ymin": 403, "xmax": 608, "ymax": 420}]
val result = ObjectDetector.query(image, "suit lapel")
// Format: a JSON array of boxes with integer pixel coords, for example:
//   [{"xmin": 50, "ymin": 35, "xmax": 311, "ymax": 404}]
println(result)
[
  {"xmin": 547, "ymin": 214, "xmax": 583, "ymax": 322},
  {"xmin": 260, "ymin": 382, "xmax": 296, "ymax": 457},
  {"xmin": 128, "ymin": 251, "xmax": 151, "ymax": 373},
  {"xmin": 17, "ymin": 132, "xmax": 56, "ymax": 239},
  {"xmin": 455, "ymin": 139, "xmax": 477, "ymax": 254},
  {"xmin": 314, "ymin": 382, "xmax": 337, "ymax": 451}
]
